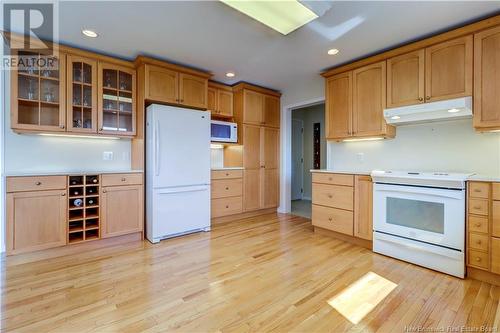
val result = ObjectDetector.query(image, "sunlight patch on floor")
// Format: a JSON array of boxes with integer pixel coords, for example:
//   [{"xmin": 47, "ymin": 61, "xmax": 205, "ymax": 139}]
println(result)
[{"xmin": 327, "ymin": 271, "xmax": 397, "ymax": 324}]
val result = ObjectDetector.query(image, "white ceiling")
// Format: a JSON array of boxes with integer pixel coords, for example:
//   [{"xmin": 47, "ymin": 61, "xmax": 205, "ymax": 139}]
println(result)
[{"xmin": 46, "ymin": 1, "xmax": 500, "ymax": 94}]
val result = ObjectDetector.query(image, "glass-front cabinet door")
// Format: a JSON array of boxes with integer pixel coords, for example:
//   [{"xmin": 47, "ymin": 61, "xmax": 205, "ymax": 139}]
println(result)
[
  {"xmin": 98, "ymin": 62, "xmax": 136, "ymax": 136},
  {"xmin": 12, "ymin": 50, "xmax": 66, "ymax": 131},
  {"xmin": 67, "ymin": 55, "xmax": 97, "ymax": 133}
]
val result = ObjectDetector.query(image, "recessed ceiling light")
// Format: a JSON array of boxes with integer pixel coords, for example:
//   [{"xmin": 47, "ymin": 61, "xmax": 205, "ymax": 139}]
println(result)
[
  {"xmin": 225, "ymin": 72, "xmax": 235, "ymax": 78},
  {"xmin": 328, "ymin": 48, "xmax": 340, "ymax": 55},
  {"xmin": 82, "ymin": 29, "xmax": 98, "ymax": 38},
  {"xmin": 220, "ymin": 0, "xmax": 318, "ymax": 35},
  {"xmin": 390, "ymin": 115, "xmax": 401, "ymax": 120},
  {"xmin": 448, "ymin": 108, "xmax": 460, "ymax": 113}
]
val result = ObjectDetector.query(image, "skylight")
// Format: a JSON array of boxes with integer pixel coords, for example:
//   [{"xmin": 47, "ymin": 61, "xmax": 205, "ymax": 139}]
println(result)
[{"xmin": 220, "ymin": 0, "xmax": 319, "ymax": 35}]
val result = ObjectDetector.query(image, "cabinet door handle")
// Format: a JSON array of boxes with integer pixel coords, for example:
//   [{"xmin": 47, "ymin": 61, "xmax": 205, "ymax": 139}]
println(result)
[
  {"xmin": 102, "ymin": 189, "xmax": 107, "ymax": 193},
  {"xmin": 35, "ymin": 181, "xmax": 42, "ymax": 186},
  {"xmin": 418, "ymin": 97, "xmax": 423, "ymax": 102},
  {"xmin": 61, "ymin": 192, "xmax": 66, "ymax": 196},
  {"xmin": 425, "ymin": 96, "xmax": 431, "ymax": 100},
  {"xmin": 99, "ymin": 128, "xmax": 103, "ymax": 131},
  {"xmin": 59, "ymin": 125, "xmax": 65, "ymax": 129}
]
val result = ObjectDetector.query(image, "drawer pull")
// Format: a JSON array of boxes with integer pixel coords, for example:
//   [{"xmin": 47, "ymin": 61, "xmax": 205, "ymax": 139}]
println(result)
[
  {"xmin": 225, "ymin": 173, "xmax": 229, "ymax": 176},
  {"xmin": 328, "ymin": 217, "xmax": 333, "ymax": 222},
  {"xmin": 475, "ymin": 223, "xmax": 482, "ymax": 227},
  {"xmin": 225, "ymin": 205, "xmax": 229, "ymax": 209},
  {"xmin": 328, "ymin": 194, "xmax": 333, "ymax": 199},
  {"xmin": 473, "ymin": 206, "xmax": 481, "ymax": 210},
  {"xmin": 476, "ymin": 240, "xmax": 482, "ymax": 245},
  {"xmin": 61, "ymin": 193, "xmax": 66, "ymax": 196},
  {"xmin": 121, "ymin": 177, "xmax": 126, "ymax": 182},
  {"xmin": 474, "ymin": 189, "xmax": 482, "ymax": 192},
  {"xmin": 35, "ymin": 181, "xmax": 42, "ymax": 186},
  {"xmin": 225, "ymin": 187, "xmax": 229, "ymax": 190},
  {"xmin": 475, "ymin": 257, "xmax": 482, "ymax": 262},
  {"xmin": 328, "ymin": 177, "xmax": 333, "ymax": 181}
]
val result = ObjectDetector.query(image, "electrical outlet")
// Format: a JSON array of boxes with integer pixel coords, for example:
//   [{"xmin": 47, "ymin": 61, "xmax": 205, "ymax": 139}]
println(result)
[
  {"xmin": 103, "ymin": 151, "xmax": 113, "ymax": 161},
  {"xmin": 356, "ymin": 152, "xmax": 364, "ymax": 163}
]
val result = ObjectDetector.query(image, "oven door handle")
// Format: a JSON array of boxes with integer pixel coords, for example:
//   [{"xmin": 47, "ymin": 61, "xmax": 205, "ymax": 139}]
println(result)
[
  {"xmin": 376, "ymin": 233, "xmax": 462, "ymax": 259},
  {"xmin": 374, "ymin": 185, "xmax": 464, "ymax": 200}
]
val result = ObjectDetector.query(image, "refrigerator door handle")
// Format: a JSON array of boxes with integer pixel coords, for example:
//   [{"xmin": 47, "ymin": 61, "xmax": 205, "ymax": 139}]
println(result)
[
  {"xmin": 155, "ymin": 120, "xmax": 160, "ymax": 176},
  {"xmin": 157, "ymin": 186, "xmax": 208, "ymax": 194}
]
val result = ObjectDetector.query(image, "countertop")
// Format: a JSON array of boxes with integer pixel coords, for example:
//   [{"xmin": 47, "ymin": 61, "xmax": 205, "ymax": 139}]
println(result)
[
  {"xmin": 467, "ymin": 174, "xmax": 500, "ymax": 182},
  {"xmin": 5, "ymin": 170, "xmax": 144, "ymax": 177},
  {"xmin": 211, "ymin": 167, "xmax": 244, "ymax": 171},
  {"xmin": 310, "ymin": 169, "xmax": 371, "ymax": 176}
]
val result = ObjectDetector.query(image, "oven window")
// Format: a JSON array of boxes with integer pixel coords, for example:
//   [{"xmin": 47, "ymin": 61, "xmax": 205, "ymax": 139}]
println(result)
[
  {"xmin": 211, "ymin": 123, "xmax": 230, "ymax": 139},
  {"xmin": 386, "ymin": 197, "xmax": 444, "ymax": 234}
]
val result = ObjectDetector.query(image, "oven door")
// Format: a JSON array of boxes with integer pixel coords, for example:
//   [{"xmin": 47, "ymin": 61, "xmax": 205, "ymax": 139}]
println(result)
[{"xmin": 373, "ymin": 183, "xmax": 465, "ymax": 251}]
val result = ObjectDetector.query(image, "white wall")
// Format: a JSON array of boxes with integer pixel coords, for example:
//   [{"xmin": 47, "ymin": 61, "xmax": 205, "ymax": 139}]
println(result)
[
  {"xmin": 292, "ymin": 104, "xmax": 326, "ymax": 200},
  {"xmin": 329, "ymin": 119, "xmax": 500, "ymax": 176},
  {"xmin": 3, "ymin": 71, "xmax": 133, "ymax": 175}
]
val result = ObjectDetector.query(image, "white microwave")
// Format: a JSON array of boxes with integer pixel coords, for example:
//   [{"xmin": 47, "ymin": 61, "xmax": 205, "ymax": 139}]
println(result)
[{"xmin": 211, "ymin": 120, "xmax": 238, "ymax": 143}]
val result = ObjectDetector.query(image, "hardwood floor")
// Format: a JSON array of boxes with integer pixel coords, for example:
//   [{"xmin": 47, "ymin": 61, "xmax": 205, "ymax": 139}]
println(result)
[{"xmin": 1, "ymin": 213, "xmax": 499, "ymax": 332}]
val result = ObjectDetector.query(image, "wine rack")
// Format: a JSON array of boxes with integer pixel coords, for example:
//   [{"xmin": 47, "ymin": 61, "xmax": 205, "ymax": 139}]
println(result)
[{"xmin": 67, "ymin": 175, "xmax": 100, "ymax": 243}]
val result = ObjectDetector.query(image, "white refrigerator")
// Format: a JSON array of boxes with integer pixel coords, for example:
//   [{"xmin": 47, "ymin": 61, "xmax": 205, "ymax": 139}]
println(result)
[{"xmin": 146, "ymin": 104, "xmax": 211, "ymax": 243}]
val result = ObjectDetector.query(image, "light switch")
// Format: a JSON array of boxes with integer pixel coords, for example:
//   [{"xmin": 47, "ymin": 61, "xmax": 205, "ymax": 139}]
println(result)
[{"xmin": 103, "ymin": 151, "xmax": 113, "ymax": 161}]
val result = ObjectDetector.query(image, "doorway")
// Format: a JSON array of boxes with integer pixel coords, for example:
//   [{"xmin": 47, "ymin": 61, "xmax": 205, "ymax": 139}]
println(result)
[{"xmin": 290, "ymin": 103, "xmax": 326, "ymax": 218}]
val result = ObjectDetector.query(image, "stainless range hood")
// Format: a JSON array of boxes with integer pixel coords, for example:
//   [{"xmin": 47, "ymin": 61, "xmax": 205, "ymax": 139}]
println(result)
[{"xmin": 384, "ymin": 96, "xmax": 472, "ymax": 126}]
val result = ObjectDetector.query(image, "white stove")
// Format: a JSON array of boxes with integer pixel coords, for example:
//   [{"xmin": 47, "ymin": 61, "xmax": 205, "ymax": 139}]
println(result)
[{"xmin": 371, "ymin": 170, "xmax": 474, "ymax": 278}]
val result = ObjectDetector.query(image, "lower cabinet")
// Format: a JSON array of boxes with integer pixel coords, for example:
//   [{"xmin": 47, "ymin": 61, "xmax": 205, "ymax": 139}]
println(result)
[
  {"xmin": 101, "ymin": 184, "xmax": 144, "ymax": 238},
  {"xmin": 211, "ymin": 170, "xmax": 243, "ymax": 218},
  {"xmin": 311, "ymin": 172, "xmax": 373, "ymax": 243},
  {"xmin": 7, "ymin": 189, "xmax": 67, "ymax": 255}
]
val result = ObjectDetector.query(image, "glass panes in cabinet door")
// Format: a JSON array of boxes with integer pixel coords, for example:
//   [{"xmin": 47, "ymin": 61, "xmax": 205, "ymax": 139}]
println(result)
[
  {"xmin": 16, "ymin": 51, "xmax": 62, "ymax": 127},
  {"xmin": 102, "ymin": 86, "xmax": 119, "ymax": 132},
  {"xmin": 71, "ymin": 61, "xmax": 94, "ymax": 130}
]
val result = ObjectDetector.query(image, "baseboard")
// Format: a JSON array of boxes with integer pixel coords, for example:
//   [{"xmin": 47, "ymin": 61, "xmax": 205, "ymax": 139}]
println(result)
[
  {"xmin": 211, "ymin": 208, "xmax": 277, "ymax": 224},
  {"xmin": 314, "ymin": 226, "xmax": 372, "ymax": 250},
  {"xmin": 467, "ymin": 266, "xmax": 500, "ymax": 286}
]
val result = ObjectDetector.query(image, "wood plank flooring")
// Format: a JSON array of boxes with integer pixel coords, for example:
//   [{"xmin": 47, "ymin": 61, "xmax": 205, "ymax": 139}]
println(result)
[{"xmin": 1, "ymin": 213, "xmax": 499, "ymax": 332}]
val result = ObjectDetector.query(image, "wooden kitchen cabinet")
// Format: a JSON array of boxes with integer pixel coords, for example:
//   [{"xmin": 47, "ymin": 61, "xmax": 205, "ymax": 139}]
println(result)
[
  {"xmin": 243, "ymin": 169, "xmax": 261, "ymax": 211},
  {"xmin": 425, "ymin": 36, "xmax": 472, "ymax": 102},
  {"xmin": 6, "ymin": 183, "xmax": 67, "ymax": 255},
  {"xmin": 387, "ymin": 50, "xmax": 425, "ymax": 108},
  {"xmin": 354, "ymin": 175, "xmax": 373, "ymax": 240},
  {"xmin": 144, "ymin": 64, "xmax": 179, "ymax": 104},
  {"xmin": 353, "ymin": 61, "xmax": 388, "ymax": 137},
  {"xmin": 98, "ymin": 62, "xmax": 136, "ymax": 136},
  {"xmin": 474, "ymin": 25, "xmax": 500, "ymax": 130},
  {"xmin": 491, "ymin": 237, "xmax": 500, "ymax": 274},
  {"xmin": 208, "ymin": 82, "xmax": 233, "ymax": 117},
  {"xmin": 101, "ymin": 184, "xmax": 143, "ymax": 238},
  {"xmin": 66, "ymin": 54, "xmax": 98, "ymax": 133},
  {"xmin": 263, "ymin": 95, "xmax": 280, "ymax": 128},
  {"xmin": 326, "ymin": 72, "xmax": 352, "ymax": 139},
  {"xmin": 137, "ymin": 56, "xmax": 210, "ymax": 110},
  {"xmin": 11, "ymin": 50, "xmax": 67, "ymax": 132},
  {"xmin": 243, "ymin": 90, "xmax": 265, "ymax": 125},
  {"xmin": 179, "ymin": 73, "xmax": 207, "ymax": 109}
]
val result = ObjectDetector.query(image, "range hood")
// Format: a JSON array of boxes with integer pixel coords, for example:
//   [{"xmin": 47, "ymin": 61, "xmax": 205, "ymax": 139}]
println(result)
[{"xmin": 384, "ymin": 96, "xmax": 472, "ymax": 126}]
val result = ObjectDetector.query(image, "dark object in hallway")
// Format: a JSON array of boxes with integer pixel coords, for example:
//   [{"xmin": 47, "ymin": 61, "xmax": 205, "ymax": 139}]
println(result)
[{"xmin": 313, "ymin": 122, "xmax": 321, "ymax": 169}]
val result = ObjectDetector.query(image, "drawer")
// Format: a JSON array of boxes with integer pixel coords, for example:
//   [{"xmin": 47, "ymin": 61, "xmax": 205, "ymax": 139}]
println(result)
[
  {"xmin": 211, "ymin": 196, "xmax": 242, "ymax": 218},
  {"xmin": 469, "ymin": 182, "xmax": 490, "ymax": 199},
  {"xmin": 211, "ymin": 170, "xmax": 243, "ymax": 180},
  {"xmin": 469, "ymin": 198, "xmax": 489, "ymax": 216},
  {"xmin": 492, "ymin": 183, "xmax": 500, "ymax": 200},
  {"xmin": 468, "ymin": 215, "xmax": 489, "ymax": 234},
  {"xmin": 211, "ymin": 179, "xmax": 243, "ymax": 199},
  {"xmin": 312, "ymin": 173, "xmax": 354, "ymax": 186},
  {"xmin": 312, "ymin": 204, "xmax": 353, "ymax": 236},
  {"xmin": 312, "ymin": 183, "xmax": 353, "ymax": 211},
  {"xmin": 7, "ymin": 176, "xmax": 66, "ymax": 192},
  {"xmin": 468, "ymin": 233, "xmax": 489, "ymax": 252},
  {"xmin": 101, "ymin": 173, "xmax": 143, "ymax": 187},
  {"xmin": 468, "ymin": 249, "xmax": 489, "ymax": 270}
]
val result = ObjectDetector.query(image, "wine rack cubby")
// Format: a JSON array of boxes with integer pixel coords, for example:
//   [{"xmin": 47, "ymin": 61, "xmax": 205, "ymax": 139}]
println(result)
[{"xmin": 67, "ymin": 175, "xmax": 101, "ymax": 243}]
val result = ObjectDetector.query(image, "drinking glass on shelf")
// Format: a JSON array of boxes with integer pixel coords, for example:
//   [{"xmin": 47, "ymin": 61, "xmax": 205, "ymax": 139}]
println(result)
[{"xmin": 105, "ymin": 72, "xmax": 112, "ymax": 88}]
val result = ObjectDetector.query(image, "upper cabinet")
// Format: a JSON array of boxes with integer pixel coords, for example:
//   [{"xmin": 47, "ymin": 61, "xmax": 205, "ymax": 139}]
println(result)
[
  {"xmin": 208, "ymin": 82, "xmax": 233, "ymax": 118},
  {"xmin": 11, "ymin": 47, "xmax": 137, "ymax": 137},
  {"xmin": 11, "ymin": 50, "xmax": 66, "ymax": 132},
  {"xmin": 67, "ymin": 55, "xmax": 98, "ymax": 133},
  {"xmin": 233, "ymin": 83, "xmax": 281, "ymax": 129},
  {"xmin": 137, "ymin": 56, "xmax": 210, "ymax": 110},
  {"xmin": 425, "ymin": 36, "xmax": 473, "ymax": 102},
  {"xmin": 474, "ymin": 25, "xmax": 500, "ymax": 130},
  {"xmin": 98, "ymin": 62, "xmax": 136, "ymax": 136},
  {"xmin": 387, "ymin": 50, "xmax": 424, "ymax": 108},
  {"xmin": 325, "ymin": 61, "xmax": 394, "ymax": 140},
  {"xmin": 353, "ymin": 61, "xmax": 388, "ymax": 137}
]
